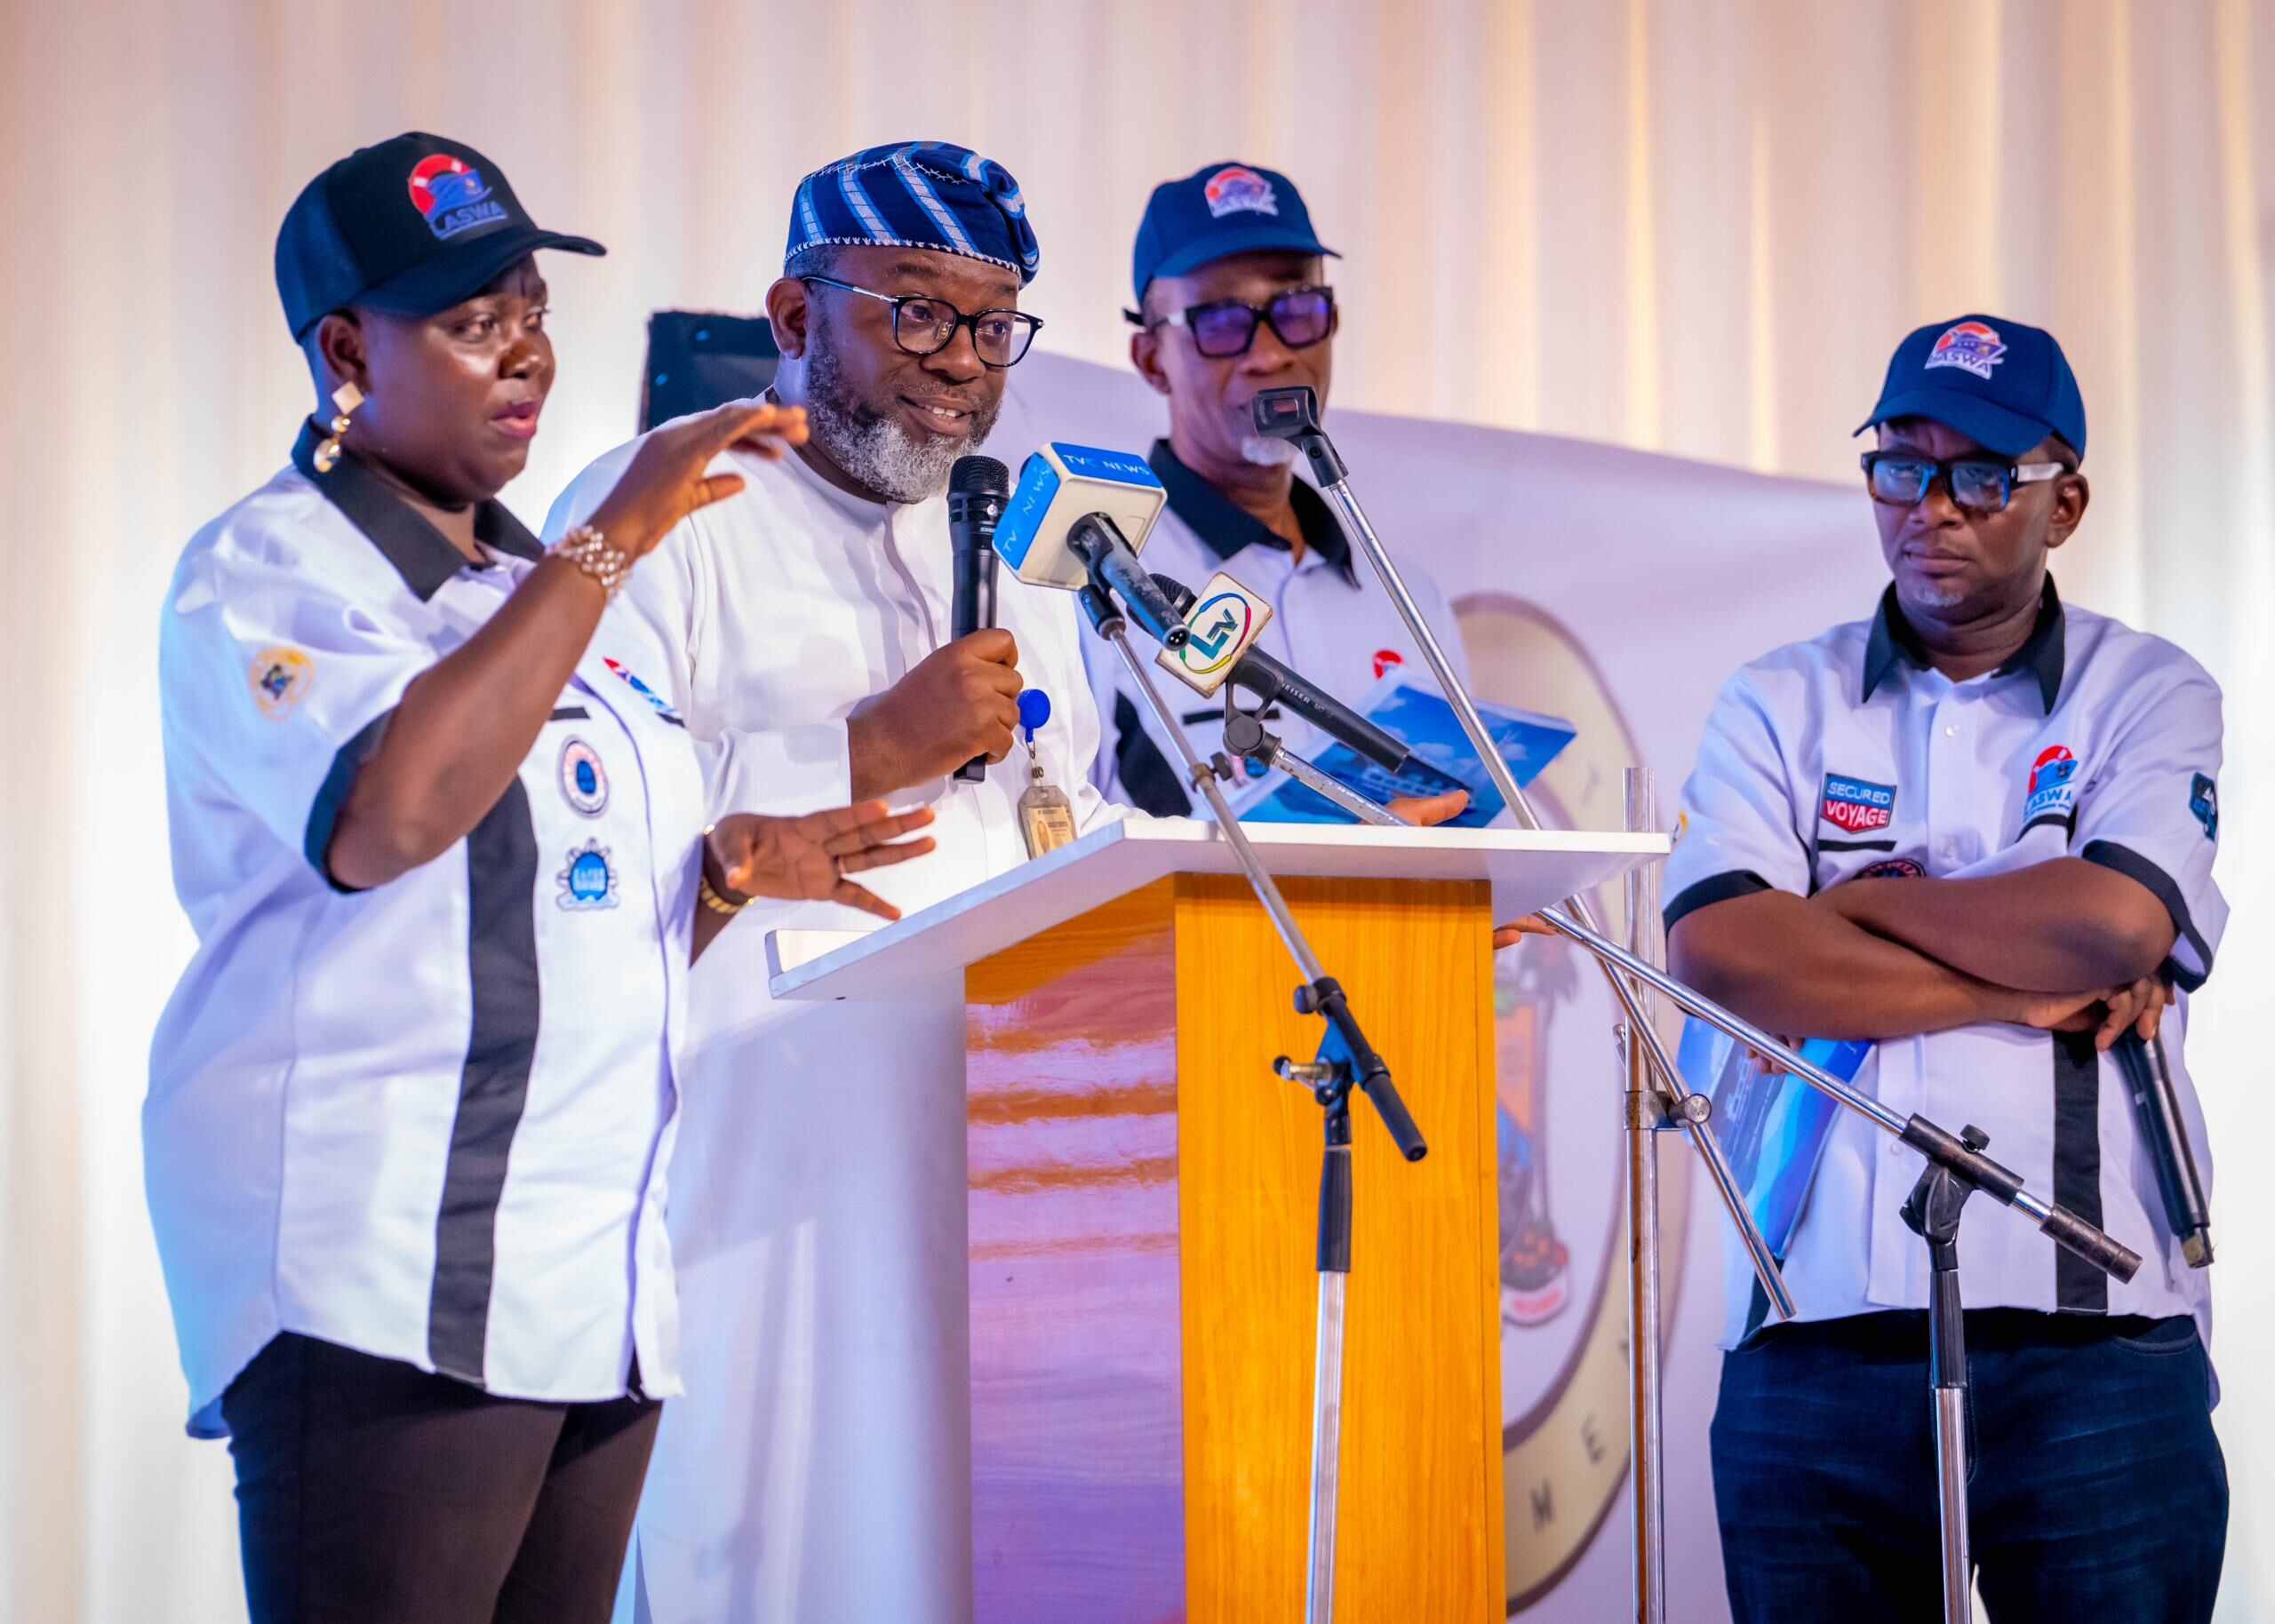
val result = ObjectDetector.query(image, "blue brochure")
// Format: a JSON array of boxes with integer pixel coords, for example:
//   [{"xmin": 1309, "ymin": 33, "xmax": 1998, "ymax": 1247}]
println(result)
[
  {"xmin": 1676, "ymin": 1020, "xmax": 1872, "ymax": 1258},
  {"xmin": 1233, "ymin": 674, "xmax": 1577, "ymax": 829}
]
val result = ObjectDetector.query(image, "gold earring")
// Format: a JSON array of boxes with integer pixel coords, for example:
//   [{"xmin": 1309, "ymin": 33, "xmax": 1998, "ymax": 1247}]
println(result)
[{"xmin": 314, "ymin": 381, "xmax": 363, "ymax": 474}]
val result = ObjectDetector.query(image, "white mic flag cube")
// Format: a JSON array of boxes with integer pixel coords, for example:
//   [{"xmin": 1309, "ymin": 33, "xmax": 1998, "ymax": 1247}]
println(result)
[
  {"xmin": 993, "ymin": 443, "xmax": 1169, "ymax": 591},
  {"xmin": 1157, "ymin": 572, "xmax": 1275, "ymax": 696}
]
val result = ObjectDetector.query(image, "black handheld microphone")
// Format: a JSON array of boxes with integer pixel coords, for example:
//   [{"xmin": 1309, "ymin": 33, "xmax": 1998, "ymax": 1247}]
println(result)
[
  {"xmin": 2114, "ymin": 1027, "xmax": 2215, "ymax": 1267},
  {"xmin": 949, "ymin": 456, "xmax": 1011, "ymax": 783},
  {"xmin": 1149, "ymin": 572, "xmax": 1409, "ymax": 774}
]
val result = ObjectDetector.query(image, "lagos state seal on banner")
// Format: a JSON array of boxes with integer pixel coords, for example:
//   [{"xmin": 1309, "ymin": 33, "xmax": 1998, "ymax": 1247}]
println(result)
[{"xmin": 1457, "ymin": 593, "xmax": 1694, "ymax": 1615}]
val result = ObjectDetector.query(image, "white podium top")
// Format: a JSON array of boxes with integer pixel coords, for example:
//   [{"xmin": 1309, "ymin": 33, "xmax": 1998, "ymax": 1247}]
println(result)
[{"xmin": 766, "ymin": 817, "xmax": 1665, "ymax": 1002}]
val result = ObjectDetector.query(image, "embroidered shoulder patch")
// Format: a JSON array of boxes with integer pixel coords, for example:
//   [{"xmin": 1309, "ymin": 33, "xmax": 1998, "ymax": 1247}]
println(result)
[
  {"xmin": 250, "ymin": 647, "xmax": 314, "ymax": 720},
  {"xmin": 2190, "ymin": 774, "xmax": 2218, "ymax": 842}
]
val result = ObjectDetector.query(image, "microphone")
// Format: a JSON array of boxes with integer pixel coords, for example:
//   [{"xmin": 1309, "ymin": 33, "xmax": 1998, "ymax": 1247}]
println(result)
[
  {"xmin": 2114, "ymin": 1028, "xmax": 2215, "ymax": 1267},
  {"xmin": 992, "ymin": 443, "xmax": 1186, "ymax": 645},
  {"xmin": 1149, "ymin": 571, "xmax": 1409, "ymax": 774},
  {"xmin": 1068, "ymin": 515, "xmax": 1188, "ymax": 649},
  {"xmin": 948, "ymin": 456, "xmax": 1011, "ymax": 784}
]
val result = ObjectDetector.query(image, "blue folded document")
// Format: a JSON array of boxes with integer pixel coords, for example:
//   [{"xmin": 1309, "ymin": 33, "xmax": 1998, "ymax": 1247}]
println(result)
[
  {"xmin": 1676, "ymin": 1021, "xmax": 1873, "ymax": 1258},
  {"xmin": 1233, "ymin": 674, "xmax": 1577, "ymax": 829}
]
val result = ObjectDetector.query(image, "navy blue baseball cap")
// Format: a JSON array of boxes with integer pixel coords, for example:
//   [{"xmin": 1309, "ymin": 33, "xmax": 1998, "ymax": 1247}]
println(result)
[
  {"xmin": 276, "ymin": 132, "xmax": 604, "ymax": 341},
  {"xmin": 1130, "ymin": 161, "xmax": 1339, "ymax": 305},
  {"xmin": 1856, "ymin": 314, "xmax": 2087, "ymax": 459}
]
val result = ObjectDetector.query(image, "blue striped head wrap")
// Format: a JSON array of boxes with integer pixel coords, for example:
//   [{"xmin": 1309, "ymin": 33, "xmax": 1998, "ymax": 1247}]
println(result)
[{"xmin": 786, "ymin": 141, "xmax": 1040, "ymax": 286}]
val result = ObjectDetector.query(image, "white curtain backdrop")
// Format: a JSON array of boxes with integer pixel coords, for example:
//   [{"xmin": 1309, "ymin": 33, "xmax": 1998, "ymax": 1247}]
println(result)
[{"xmin": 2, "ymin": 3, "xmax": 2267, "ymax": 1620}]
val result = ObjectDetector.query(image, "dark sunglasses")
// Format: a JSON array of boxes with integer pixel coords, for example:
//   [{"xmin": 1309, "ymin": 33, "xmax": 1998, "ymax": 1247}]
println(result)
[
  {"xmin": 1127, "ymin": 284, "xmax": 1337, "ymax": 359},
  {"xmin": 801, "ymin": 275, "xmax": 1042, "ymax": 369},
  {"xmin": 1861, "ymin": 450, "xmax": 2066, "ymax": 515}
]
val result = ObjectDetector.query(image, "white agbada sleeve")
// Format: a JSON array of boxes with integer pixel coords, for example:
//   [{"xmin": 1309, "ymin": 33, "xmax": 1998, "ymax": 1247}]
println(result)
[{"xmin": 544, "ymin": 444, "xmax": 855, "ymax": 817}]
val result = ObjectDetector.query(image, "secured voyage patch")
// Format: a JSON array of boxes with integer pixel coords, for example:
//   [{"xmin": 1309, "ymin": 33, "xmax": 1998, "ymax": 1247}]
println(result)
[{"xmin": 1820, "ymin": 772, "xmax": 1896, "ymax": 834}]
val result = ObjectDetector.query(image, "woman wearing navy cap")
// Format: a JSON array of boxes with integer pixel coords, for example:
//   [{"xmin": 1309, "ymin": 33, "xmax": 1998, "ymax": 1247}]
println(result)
[{"xmin": 148, "ymin": 132, "xmax": 938, "ymax": 1624}]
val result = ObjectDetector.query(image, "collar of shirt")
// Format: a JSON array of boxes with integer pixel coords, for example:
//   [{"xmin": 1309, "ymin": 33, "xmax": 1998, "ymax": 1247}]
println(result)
[
  {"xmin": 291, "ymin": 418, "xmax": 544, "ymax": 601},
  {"xmin": 1861, "ymin": 573, "xmax": 2066, "ymax": 713},
  {"xmin": 1147, "ymin": 437, "xmax": 1355, "ymax": 584}
]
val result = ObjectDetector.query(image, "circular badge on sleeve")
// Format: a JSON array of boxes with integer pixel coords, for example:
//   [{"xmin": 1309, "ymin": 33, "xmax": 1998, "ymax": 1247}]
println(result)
[
  {"xmin": 250, "ymin": 646, "xmax": 314, "ymax": 720},
  {"xmin": 559, "ymin": 737, "xmax": 610, "ymax": 816}
]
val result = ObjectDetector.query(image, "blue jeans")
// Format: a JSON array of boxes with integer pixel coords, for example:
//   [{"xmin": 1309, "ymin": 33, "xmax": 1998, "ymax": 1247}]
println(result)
[{"xmin": 1711, "ymin": 1310, "xmax": 2225, "ymax": 1623}]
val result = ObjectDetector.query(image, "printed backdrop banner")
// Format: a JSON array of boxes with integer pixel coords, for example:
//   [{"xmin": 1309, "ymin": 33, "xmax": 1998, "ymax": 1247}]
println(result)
[{"xmin": 996, "ymin": 351, "xmax": 1872, "ymax": 1618}]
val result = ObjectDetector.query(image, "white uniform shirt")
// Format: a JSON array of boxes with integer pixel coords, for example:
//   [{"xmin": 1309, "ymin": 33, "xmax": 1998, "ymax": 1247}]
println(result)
[
  {"xmin": 1664, "ymin": 577, "xmax": 2224, "ymax": 1350},
  {"xmin": 544, "ymin": 430, "xmax": 1122, "ymax": 1624},
  {"xmin": 1084, "ymin": 441, "xmax": 1471, "ymax": 815},
  {"xmin": 150, "ymin": 421, "xmax": 710, "ymax": 1437}
]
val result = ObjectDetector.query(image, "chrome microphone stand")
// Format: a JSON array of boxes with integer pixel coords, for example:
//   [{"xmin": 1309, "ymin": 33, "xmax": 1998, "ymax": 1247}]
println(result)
[
  {"xmin": 1618, "ymin": 768, "xmax": 1671, "ymax": 1612},
  {"xmin": 1902, "ymin": 1125, "xmax": 1989, "ymax": 1623},
  {"xmin": 1071, "ymin": 580, "xmax": 1421, "ymax": 1624},
  {"xmin": 1250, "ymin": 386, "xmax": 1786, "ymax": 1623}
]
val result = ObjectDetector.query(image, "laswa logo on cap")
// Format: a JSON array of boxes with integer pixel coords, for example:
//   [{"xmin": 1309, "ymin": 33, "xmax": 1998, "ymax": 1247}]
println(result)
[
  {"xmin": 1923, "ymin": 321, "xmax": 2008, "ymax": 381},
  {"xmin": 408, "ymin": 153, "xmax": 507, "ymax": 242},
  {"xmin": 1202, "ymin": 165, "xmax": 1278, "ymax": 219}
]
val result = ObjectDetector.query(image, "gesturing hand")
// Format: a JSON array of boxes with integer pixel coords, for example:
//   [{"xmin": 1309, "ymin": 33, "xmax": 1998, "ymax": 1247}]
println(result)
[
  {"xmin": 587, "ymin": 398, "xmax": 809, "ymax": 561},
  {"xmin": 706, "ymin": 802, "xmax": 938, "ymax": 922}
]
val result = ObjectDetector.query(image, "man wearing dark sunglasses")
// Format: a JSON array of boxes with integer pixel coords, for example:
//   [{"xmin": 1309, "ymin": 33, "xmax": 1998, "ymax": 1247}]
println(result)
[
  {"xmin": 1086, "ymin": 160, "xmax": 1473, "ymax": 814},
  {"xmin": 1664, "ymin": 315, "xmax": 2229, "ymax": 1621}
]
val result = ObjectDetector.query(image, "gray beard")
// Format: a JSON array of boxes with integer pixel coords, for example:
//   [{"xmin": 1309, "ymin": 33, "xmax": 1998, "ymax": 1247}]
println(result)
[
  {"xmin": 803, "ymin": 339, "xmax": 996, "ymax": 505},
  {"xmin": 1239, "ymin": 434, "xmax": 1300, "ymax": 468}
]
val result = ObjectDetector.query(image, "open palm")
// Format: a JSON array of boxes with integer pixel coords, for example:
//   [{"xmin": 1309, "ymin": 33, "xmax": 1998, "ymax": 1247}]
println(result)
[{"xmin": 710, "ymin": 803, "xmax": 938, "ymax": 921}]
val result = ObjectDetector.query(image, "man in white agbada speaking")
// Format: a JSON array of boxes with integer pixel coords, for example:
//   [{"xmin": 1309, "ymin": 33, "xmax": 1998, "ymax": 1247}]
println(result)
[
  {"xmin": 546, "ymin": 140, "xmax": 1084, "ymax": 1623},
  {"xmin": 554, "ymin": 139, "xmax": 1465, "ymax": 1621}
]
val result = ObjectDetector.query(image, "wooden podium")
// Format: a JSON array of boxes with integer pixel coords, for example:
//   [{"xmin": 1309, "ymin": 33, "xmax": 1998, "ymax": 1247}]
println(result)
[{"xmin": 770, "ymin": 819, "xmax": 1662, "ymax": 1623}]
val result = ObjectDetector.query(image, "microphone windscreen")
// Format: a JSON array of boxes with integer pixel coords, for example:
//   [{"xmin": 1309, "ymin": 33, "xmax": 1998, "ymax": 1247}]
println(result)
[{"xmin": 950, "ymin": 455, "xmax": 1012, "ymax": 499}]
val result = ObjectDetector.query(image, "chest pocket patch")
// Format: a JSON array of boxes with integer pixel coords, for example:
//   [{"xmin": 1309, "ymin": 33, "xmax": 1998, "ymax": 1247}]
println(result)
[
  {"xmin": 558, "ymin": 736, "xmax": 610, "ymax": 817},
  {"xmin": 1820, "ymin": 772, "xmax": 1896, "ymax": 837}
]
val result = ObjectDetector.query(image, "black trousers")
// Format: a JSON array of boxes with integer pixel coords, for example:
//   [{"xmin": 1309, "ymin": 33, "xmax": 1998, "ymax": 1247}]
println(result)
[{"xmin": 221, "ymin": 1332, "xmax": 659, "ymax": 1624}]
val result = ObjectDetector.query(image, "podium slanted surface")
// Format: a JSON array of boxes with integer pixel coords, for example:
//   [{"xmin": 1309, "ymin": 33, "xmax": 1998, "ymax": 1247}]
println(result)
[{"xmin": 768, "ymin": 820, "xmax": 1663, "ymax": 1620}]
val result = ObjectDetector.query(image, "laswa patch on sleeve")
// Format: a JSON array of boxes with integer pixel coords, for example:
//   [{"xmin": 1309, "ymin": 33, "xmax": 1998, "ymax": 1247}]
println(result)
[
  {"xmin": 601, "ymin": 657, "xmax": 686, "ymax": 727},
  {"xmin": 250, "ymin": 647, "xmax": 314, "ymax": 720},
  {"xmin": 2190, "ymin": 774, "xmax": 2218, "ymax": 842}
]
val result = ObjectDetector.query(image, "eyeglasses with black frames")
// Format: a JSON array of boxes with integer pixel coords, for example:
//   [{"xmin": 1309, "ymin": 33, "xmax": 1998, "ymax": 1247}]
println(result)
[
  {"xmin": 1130, "ymin": 284, "xmax": 1337, "ymax": 360},
  {"xmin": 1860, "ymin": 450, "xmax": 2067, "ymax": 515},
  {"xmin": 801, "ymin": 275, "xmax": 1043, "ymax": 369}
]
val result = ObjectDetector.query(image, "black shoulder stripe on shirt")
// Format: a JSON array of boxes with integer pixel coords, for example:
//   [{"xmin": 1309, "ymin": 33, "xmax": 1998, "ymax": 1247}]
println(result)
[
  {"xmin": 1663, "ymin": 870, "xmax": 1773, "ymax": 936},
  {"xmin": 549, "ymin": 705, "xmax": 589, "ymax": 721},
  {"xmin": 1114, "ymin": 693, "xmax": 1194, "ymax": 818},
  {"xmin": 427, "ymin": 776, "xmax": 542, "ymax": 1384},
  {"xmin": 2079, "ymin": 840, "xmax": 2214, "ymax": 991},
  {"xmin": 302, "ymin": 710, "xmax": 395, "ymax": 895},
  {"xmin": 2051, "ymin": 1030, "xmax": 2108, "ymax": 1313},
  {"xmin": 2019, "ymin": 808, "xmax": 2076, "ymax": 842}
]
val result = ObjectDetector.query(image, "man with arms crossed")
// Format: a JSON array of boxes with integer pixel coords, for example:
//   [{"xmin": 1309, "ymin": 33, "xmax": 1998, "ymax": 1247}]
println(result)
[{"xmin": 1666, "ymin": 315, "xmax": 2226, "ymax": 1622}]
